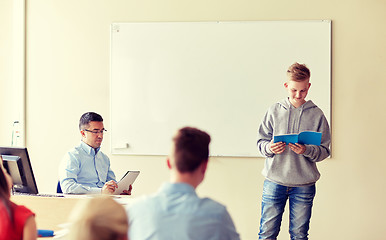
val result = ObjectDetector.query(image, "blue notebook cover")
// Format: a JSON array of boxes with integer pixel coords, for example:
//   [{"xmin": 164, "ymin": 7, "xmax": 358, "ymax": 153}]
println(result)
[
  {"xmin": 37, "ymin": 229, "xmax": 54, "ymax": 237},
  {"xmin": 273, "ymin": 131, "xmax": 322, "ymax": 146}
]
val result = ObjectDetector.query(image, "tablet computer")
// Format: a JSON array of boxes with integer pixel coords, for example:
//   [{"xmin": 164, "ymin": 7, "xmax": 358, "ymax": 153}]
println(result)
[{"xmin": 114, "ymin": 170, "xmax": 140, "ymax": 195}]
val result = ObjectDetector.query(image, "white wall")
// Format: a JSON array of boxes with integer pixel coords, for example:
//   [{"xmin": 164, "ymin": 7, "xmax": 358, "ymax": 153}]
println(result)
[
  {"xmin": 0, "ymin": 0, "xmax": 25, "ymax": 146},
  {"xmin": 1, "ymin": 0, "xmax": 386, "ymax": 239},
  {"xmin": 0, "ymin": 0, "xmax": 14, "ymax": 145}
]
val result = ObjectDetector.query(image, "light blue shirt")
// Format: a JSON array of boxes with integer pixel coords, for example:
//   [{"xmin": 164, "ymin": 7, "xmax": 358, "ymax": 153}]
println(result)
[
  {"xmin": 59, "ymin": 141, "xmax": 116, "ymax": 194},
  {"xmin": 127, "ymin": 182, "xmax": 240, "ymax": 240}
]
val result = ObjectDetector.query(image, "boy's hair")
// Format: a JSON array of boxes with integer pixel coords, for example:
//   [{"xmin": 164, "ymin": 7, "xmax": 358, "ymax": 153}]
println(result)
[
  {"xmin": 79, "ymin": 112, "xmax": 103, "ymax": 130},
  {"xmin": 287, "ymin": 62, "xmax": 310, "ymax": 81},
  {"xmin": 172, "ymin": 127, "xmax": 211, "ymax": 173},
  {"xmin": 0, "ymin": 163, "xmax": 9, "ymax": 199}
]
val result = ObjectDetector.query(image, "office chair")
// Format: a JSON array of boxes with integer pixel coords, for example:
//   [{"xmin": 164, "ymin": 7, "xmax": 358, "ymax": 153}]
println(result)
[{"xmin": 56, "ymin": 181, "xmax": 63, "ymax": 193}]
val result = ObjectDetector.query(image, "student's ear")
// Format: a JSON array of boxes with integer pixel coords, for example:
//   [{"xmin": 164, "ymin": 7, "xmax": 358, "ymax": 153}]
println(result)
[
  {"xmin": 308, "ymin": 82, "xmax": 311, "ymax": 89},
  {"xmin": 167, "ymin": 158, "xmax": 172, "ymax": 169},
  {"xmin": 201, "ymin": 160, "xmax": 208, "ymax": 174}
]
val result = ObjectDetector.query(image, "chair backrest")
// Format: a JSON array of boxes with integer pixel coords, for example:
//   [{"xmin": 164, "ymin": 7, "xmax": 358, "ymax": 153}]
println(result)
[{"xmin": 57, "ymin": 181, "xmax": 63, "ymax": 193}]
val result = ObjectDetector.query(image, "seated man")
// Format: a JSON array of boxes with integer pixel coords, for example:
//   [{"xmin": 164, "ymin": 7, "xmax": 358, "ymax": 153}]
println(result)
[
  {"xmin": 59, "ymin": 112, "xmax": 130, "ymax": 194},
  {"xmin": 127, "ymin": 127, "xmax": 240, "ymax": 240}
]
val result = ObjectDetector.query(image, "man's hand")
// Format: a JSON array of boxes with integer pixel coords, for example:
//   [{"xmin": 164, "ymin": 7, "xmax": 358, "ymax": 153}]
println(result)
[
  {"xmin": 120, "ymin": 184, "xmax": 133, "ymax": 195},
  {"xmin": 269, "ymin": 140, "xmax": 286, "ymax": 154},
  {"xmin": 101, "ymin": 180, "xmax": 118, "ymax": 194},
  {"xmin": 289, "ymin": 143, "xmax": 306, "ymax": 154}
]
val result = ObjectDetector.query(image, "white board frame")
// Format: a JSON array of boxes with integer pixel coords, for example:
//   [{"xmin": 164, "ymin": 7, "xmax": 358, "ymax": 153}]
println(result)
[{"xmin": 110, "ymin": 20, "xmax": 331, "ymax": 157}]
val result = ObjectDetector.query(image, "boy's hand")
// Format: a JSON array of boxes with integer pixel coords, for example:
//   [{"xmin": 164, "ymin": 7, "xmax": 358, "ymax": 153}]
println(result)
[
  {"xmin": 269, "ymin": 140, "xmax": 286, "ymax": 154},
  {"xmin": 289, "ymin": 143, "xmax": 306, "ymax": 154}
]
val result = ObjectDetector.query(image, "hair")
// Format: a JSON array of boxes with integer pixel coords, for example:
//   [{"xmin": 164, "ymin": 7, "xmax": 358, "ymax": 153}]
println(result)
[
  {"xmin": 172, "ymin": 127, "xmax": 211, "ymax": 173},
  {"xmin": 79, "ymin": 112, "xmax": 104, "ymax": 130},
  {"xmin": 68, "ymin": 196, "xmax": 129, "ymax": 240},
  {"xmin": 0, "ymin": 156, "xmax": 13, "ymax": 223},
  {"xmin": 287, "ymin": 62, "xmax": 311, "ymax": 82},
  {"xmin": 0, "ymin": 160, "xmax": 10, "ymax": 199}
]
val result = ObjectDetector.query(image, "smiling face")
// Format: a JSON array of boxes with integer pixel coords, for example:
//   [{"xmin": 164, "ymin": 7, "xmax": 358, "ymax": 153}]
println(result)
[
  {"xmin": 81, "ymin": 121, "xmax": 105, "ymax": 149},
  {"xmin": 284, "ymin": 78, "xmax": 311, "ymax": 108}
]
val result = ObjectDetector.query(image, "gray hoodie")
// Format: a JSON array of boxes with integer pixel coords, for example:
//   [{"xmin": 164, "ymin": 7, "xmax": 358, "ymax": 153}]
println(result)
[{"xmin": 257, "ymin": 98, "xmax": 331, "ymax": 187}]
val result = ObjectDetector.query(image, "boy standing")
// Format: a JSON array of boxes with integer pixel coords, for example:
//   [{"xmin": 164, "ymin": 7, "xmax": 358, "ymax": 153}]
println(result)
[{"xmin": 256, "ymin": 63, "xmax": 331, "ymax": 240}]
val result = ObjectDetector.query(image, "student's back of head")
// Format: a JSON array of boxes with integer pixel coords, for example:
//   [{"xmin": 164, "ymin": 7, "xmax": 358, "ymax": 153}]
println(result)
[
  {"xmin": 68, "ymin": 196, "xmax": 128, "ymax": 240},
  {"xmin": 172, "ymin": 126, "xmax": 211, "ymax": 173},
  {"xmin": 127, "ymin": 127, "xmax": 240, "ymax": 240}
]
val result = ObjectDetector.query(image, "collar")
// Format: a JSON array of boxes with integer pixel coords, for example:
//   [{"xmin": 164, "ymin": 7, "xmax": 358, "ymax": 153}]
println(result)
[
  {"xmin": 159, "ymin": 182, "xmax": 197, "ymax": 196},
  {"xmin": 80, "ymin": 141, "xmax": 100, "ymax": 156}
]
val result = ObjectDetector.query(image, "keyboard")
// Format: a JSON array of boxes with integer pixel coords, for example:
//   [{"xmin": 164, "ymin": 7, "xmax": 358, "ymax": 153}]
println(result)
[{"xmin": 12, "ymin": 192, "xmax": 65, "ymax": 198}]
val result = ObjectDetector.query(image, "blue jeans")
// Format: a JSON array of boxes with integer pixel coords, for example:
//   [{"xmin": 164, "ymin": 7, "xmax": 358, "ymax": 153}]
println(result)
[{"xmin": 258, "ymin": 180, "xmax": 316, "ymax": 240}]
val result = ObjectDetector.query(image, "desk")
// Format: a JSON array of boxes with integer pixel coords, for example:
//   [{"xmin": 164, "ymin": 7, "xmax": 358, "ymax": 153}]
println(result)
[
  {"xmin": 10, "ymin": 194, "xmax": 134, "ymax": 239},
  {"xmin": 11, "ymin": 195, "xmax": 80, "ymax": 231}
]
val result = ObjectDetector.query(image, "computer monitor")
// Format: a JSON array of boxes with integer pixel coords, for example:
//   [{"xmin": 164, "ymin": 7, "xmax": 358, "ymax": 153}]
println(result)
[{"xmin": 0, "ymin": 146, "xmax": 38, "ymax": 194}]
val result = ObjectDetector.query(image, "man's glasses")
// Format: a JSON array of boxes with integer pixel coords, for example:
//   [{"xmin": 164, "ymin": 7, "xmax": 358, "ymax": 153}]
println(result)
[{"xmin": 83, "ymin": 129, "xmax": 107, "ymax": 134}]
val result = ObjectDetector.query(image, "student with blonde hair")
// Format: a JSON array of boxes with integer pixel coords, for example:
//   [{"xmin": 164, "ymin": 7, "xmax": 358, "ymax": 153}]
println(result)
[
  {"xmin": 256, "ymin": 62, "xmax": 331, "ymax": 239},
  {"xmin": 67, "ymin": 196, "xmax": 128, "ymax": 240}
]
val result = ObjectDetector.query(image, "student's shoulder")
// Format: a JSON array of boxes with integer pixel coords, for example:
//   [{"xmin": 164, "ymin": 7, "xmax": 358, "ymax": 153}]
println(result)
[
  {"xmin": 266, "ymin": 99, "xmax": 289, "ymax": 113},
  {"xmin": 11, "ymin": 202, "xmax": 34, "ymax": 220},
  {"xmin": 199, "ymin": 197, "xmax": 228, "ymax": 214},
  {"xmin": 305, "ymin": 101, "xmax": 326, "ymax": 116},
  {"xmin": 312, "ymin": 106, "xmax": 326, "ymax": 117}
]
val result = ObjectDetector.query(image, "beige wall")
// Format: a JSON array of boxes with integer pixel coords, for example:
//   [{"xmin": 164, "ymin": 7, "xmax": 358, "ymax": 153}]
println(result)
[
  {"xmin": 0, "ymin": 0, "xmax": 14, "ymax": 145},
  {"xmin": 1, "ymin": 0, "xmax": 386, "ymax": 239}
]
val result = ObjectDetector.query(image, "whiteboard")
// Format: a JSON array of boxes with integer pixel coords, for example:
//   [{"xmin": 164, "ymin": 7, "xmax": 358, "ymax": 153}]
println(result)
[{"xmin": 110, "ymin": 21, "xmax": 331, "ymax": 157}]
